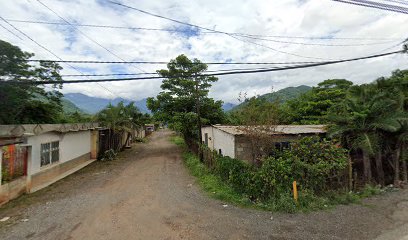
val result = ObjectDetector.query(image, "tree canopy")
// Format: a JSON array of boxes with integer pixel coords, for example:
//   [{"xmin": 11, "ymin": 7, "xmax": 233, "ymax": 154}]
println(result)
[
  {"xmin": 0, "ymin": 39, "xmax": 64, "ymax": 124},
  {"xmin": 147, "ymin": 54, "xmax": 225, "ymax": 141}
]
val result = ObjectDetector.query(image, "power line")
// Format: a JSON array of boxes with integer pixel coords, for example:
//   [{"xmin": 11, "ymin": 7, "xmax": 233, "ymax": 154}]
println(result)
[
  {"xmin": 59, "ymin": 66, "xmax": 290, "ymax": 77},
  {"xmin": 25, "ymin": 59, "xmax": 319, "ymax": 65},
  {"xmin": 0, "ymin": 16, "xmax": 118, "ymax": 98},
  {"xmin": 0, "ymin": 22, "xmax": 23, "ymax": 40},
  {"xmin": 332, "ymin": 0, "xmax": 408, "ymax": 14},
  {"xmin": 35, "ymin": 0, "xmax": 146, "ymax": 74},
  {"xmin": 228, "ymin": 34, "xmax": 399, "ymax": 46},
  {"xmin": 4, "ymin": 19, "xmax": 401, "ymax": 47},
  {"xmin": 5, "ymin": 19, "xmax": 402, "ymax": 41},
  {"xmin": 5, "ymin": 50, "xmax": 404, "ymax": 84},
  {"xmin": 383, "ymin": 0, "xmax": 408, "ymax": 6},
  {"xmin": 107, "ymin": 1, "xmax": 330, "ymax": 60}
]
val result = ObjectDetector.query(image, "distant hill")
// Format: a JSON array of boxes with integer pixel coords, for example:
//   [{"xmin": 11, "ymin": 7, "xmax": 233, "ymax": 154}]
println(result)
[
  {"xmin": 259, "ymin": 85, "xmax": 312, "ymax": 102},
  {"xmin": 62, "ymin": 98, "xmax": 84, "ymax": 114},
  {"xmin": 63, "ymin": 93, "xmax": 151, "ymax": 114},
  {"xmin": 222, "ymin": 102, "xmax": 237, "ymax": 111},
  {"xmin": 231, "ymin": 85, "xmax": 311, "ymax": 111}
]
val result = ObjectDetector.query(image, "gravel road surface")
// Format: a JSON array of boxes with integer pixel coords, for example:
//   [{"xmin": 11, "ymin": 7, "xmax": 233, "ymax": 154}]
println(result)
[{"xmin": 0, "ymin": 130, "xmax": 407, "ymax": 240}]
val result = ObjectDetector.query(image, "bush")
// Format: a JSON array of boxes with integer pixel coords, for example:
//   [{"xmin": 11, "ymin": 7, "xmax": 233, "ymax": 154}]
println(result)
[{"xmin": 210, "ymin": 137, "xmax": 348, "ymax": 203}]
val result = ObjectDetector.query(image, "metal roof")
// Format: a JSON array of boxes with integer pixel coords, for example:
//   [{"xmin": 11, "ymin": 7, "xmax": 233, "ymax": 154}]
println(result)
[
  {"xmin": 0, "ymin": 123, "xmax": 100, "ymax": 138},
  {"xmin": 209, "ymin": 125, "xmax": 327, "ymax": 136}
]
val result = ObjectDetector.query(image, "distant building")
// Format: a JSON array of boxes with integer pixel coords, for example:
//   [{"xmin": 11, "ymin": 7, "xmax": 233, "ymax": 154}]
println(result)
[
  {"xmin": 201, "ymin": 125, "xmax": 327, "ymax": 162},
  {"xmin": 0, "ymin": 123, "xmax": 99, "ymax": 205},
  {"xmin": 144, "ymin": 124, "xmax": 155, "ymax": 136}
]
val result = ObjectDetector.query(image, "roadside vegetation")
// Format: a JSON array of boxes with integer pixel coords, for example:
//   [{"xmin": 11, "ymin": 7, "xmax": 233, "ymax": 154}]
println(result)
[
  {"xmin": 172, "ymin": 136, "xmax": 385, "ymax": 213},
  {"xmin": 158, "ymin": 53, "xmax": 407, "ymax": 212}
]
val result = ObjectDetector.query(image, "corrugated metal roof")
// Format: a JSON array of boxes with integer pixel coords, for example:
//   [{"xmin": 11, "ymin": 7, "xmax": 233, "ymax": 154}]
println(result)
[
  {"xmin": 0, "ymin": 123, "xmax": 100, "ymax": 138},
  {"xmin": 212, "ymin": 125, "xmax": 327, "ymax": 135}
]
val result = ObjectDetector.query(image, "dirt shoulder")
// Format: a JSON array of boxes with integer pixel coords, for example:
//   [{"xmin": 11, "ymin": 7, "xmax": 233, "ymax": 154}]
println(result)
[{"xmin": 0, "ymin": 129, "xmax": 407, "ymax": 240}]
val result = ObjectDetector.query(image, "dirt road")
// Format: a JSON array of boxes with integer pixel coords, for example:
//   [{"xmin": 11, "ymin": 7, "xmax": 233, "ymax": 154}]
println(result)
[{"xmin": 0, "ymin": 130, "xmax": 407, "ymax": 240}]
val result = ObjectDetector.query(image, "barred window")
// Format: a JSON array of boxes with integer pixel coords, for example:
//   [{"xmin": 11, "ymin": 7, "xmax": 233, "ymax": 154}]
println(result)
[
  {"xmin": 51, "ymin": 141, "xmax": 59, "ymax": 163},
  {"xmin": 41, "ymin": 141, "xmax": 59, "ymax": 167}
]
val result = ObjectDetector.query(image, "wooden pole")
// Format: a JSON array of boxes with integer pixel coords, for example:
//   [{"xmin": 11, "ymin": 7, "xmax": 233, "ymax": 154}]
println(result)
[{"xmin": 293, "ymin": 181, "xmax": 298, "ymax": 205}]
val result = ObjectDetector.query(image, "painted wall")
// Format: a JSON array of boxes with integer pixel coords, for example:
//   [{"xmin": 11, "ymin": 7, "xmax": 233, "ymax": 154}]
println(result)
[
  {"xmin": 27, "ymin": 131, "xmax": 91, "ymax": 174},
  {"xmin": 202, "ymin": 126, "xmax": 235, "ymax": 159}
]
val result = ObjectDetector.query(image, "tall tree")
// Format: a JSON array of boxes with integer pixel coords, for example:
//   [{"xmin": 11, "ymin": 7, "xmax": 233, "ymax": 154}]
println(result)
[
  {"xmin": 0, "ymin": 39, "xmax": 63, "ymax": 124},
  {"xmin": 282, "ymin": 79, "xmax": 353, "ymax": 124},
  {"xmin": 147, "ymin": 54, "xmax": 224, "ymax": 145},
  {"xmin": 329, "ymin": 84, "xmax": 406, "ymax": 185}
]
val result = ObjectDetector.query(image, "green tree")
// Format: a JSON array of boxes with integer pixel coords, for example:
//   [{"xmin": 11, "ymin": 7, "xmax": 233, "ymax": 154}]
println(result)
[
  {"xmin": 147, "ymin": 54, "xmax": 224, "ymax": 144},
  {"xmin": 282, "ymin": 79, "xmax": 353, "ymax": 124},
  {"xmin": 97, "ymin": 101, "xmax": 148, "ymax": 151},
  {"xmin": 0, "ymin": 39, "xmax": 63, "ymax": 124},
  {"xmin": 329, "ymin": 83, "xmax": 406, "ymax": 185}
]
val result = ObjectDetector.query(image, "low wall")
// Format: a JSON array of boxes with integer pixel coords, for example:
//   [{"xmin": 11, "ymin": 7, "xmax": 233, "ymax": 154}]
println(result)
[
  {"xmin": 30, "ymin": 152, "xmax": 93, "ymax": 192},
  {"xmin": 0, "ymin": 176, "xmax": 28, "ymax": 206}
]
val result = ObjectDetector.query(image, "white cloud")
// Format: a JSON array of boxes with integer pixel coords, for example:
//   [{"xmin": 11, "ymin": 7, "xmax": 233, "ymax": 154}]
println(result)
[{"xmin": 0, "ymin": 0, "xmax": 407, "ymax": 103}]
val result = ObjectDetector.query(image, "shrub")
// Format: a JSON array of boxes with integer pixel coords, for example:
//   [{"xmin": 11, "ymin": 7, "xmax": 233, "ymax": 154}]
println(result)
[{"xmin": 211, "ymin": 136, "xmax": 348, "ymax": 203}]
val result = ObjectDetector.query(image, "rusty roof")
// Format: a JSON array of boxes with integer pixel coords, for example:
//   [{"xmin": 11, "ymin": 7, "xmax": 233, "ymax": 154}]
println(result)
[{"xmin": 209, "ymin": 125, "xmax": 327, "ymax": 136}]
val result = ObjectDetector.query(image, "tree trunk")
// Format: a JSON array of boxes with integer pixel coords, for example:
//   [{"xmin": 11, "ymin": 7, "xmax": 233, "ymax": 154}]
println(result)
[
  {"xmin": 375, "ymin": 151, "xmax": 385, "ymax": 186},
  {"xmin": 362, "ymin": 151, "xmax": 372, "ymax": 184},
  {"xmin": 348, "ymin": 155, "xmax": 353, "ymax": 191},
  {"xmin": 394, "ymin": 146, "xmax": 401, "ymax": 185}
]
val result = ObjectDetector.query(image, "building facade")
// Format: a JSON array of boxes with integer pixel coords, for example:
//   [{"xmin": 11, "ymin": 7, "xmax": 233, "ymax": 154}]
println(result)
[
  {"xmin": 201, "ymin": 125, "xmax": 327, "ymax": 162},
  {"xmin": 0, "ymin": 123, "xmax": 99, "ymax": 205}
]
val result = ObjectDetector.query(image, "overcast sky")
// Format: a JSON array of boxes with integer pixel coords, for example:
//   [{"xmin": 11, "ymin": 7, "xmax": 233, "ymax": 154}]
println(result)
[{"xmin": 1, "ymin": 0, "xmax": 407, "ymax": 103}]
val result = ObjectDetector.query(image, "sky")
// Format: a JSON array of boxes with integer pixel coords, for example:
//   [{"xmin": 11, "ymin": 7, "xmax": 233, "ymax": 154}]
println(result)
[{"xmin": 0, "ymin": 0, "xmax": 407, "ymax": 103}]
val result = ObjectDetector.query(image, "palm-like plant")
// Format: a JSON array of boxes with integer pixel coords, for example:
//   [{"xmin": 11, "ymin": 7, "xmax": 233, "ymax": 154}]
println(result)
[
  {"xmin": 329, "ymin": 85, "xmax": 404, "ymax": 185},
  {"xmin": 97, "ymin": 101, "xmax": 145, "ymax": 151}
]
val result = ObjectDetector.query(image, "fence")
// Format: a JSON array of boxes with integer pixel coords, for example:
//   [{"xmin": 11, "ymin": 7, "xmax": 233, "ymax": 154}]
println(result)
[
  {"xmin": 201, "ymin": 145, "xmax": 217, "ymax": 170},
  {"xmin": 1, "ymin": 145, "xmax": 27, "ymax": 184},
  {"xmin": 98, "ymin": 129, "xmax": 127, "ymax": 159}
]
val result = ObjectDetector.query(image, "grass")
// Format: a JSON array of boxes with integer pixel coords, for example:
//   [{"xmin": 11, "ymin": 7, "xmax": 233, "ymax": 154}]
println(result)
[
  {"xmin": 173, "ymin": 136, "xmax": 385, "ymax": 213},
  {"xmin": 170, "ymin": 135, "xmax": 186, "ymax": 147}
]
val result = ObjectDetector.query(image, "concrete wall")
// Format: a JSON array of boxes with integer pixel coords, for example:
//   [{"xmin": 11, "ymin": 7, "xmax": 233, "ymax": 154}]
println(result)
[
  {"xmin": 0, "ymin": 176, "xmax": 27, "ymax": 206},
  {"xmin": 27, "ymin": 131, "xmax": 91, "ymax": 175},
  {"xmin": 202, "ymin": 126, "xmax": 235, "ymax": 159},
  {"xmin": 235, "ymin": 134, "xmax": 317, "ymax": 162}
]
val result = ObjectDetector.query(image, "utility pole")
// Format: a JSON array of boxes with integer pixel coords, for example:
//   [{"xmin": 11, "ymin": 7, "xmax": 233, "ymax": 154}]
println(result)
[{"xmin": 195, "ymin": 73, "xmax": 203, "ymax": 161}]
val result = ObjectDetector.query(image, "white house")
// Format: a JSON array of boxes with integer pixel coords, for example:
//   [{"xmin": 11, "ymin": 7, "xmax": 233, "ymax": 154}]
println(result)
[
  {"xmin": 0, "ymin": 123, "xmax": 99, "ymax": 205},
  {"xmin": 201, "ymin": 125, "xmax": 327, "ymax": 162}
]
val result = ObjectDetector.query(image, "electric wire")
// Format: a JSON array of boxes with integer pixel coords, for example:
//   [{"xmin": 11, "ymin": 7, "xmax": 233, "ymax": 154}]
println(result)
[
  {"xmin": 4, "ymin": 19, "xmax": 402, "ymax": 41},
  {"xmin": 107, "ymin": 1, "xmax": 329, "ymax": 60},
  {"xmin": 4, "ymin": 50, "xmax": 403, "ymax": 84},
  {"xmin": 3, "ymin": 19, "xmax": 401, "ymax": 47},
  {"xmin": 332, "ymin": 0, "xmax": 408, "ymax": 14},
  {"xmin": 36, "ymin": 0, "xmax": 146, "ymax": 74},
  {"xmin": 25, "ymin": 59, "xmax": 319, "ymax": 65},
  {"xmin": 0, "ymin": 16, "xmax": 118, "ymax": 98},
  {"xmin": 0, "ymin": 22, "xmax": 23, "ymax": 40}
]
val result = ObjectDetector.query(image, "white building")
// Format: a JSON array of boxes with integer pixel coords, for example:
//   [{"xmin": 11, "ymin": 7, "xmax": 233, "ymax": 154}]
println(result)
[
  {"xmin": 201, "ymin": 125, "xmax": 327, "ymax": 162},
  {"xmin": 0, "ymin": 123, "xmax": 99, "ymax": 205}
]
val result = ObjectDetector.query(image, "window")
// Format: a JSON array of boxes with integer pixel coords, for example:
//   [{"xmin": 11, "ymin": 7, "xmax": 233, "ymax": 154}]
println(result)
[
  {"xmin": 204, "ymin": 133, "xmax": 208, "ymax": 146},
  {"xmin": 219, "ymin": 149, "xmax": 222, "ymax": 155},
  {"xmin": 41, "ymin": 141, "xmax": 59, "ymax": 167}
]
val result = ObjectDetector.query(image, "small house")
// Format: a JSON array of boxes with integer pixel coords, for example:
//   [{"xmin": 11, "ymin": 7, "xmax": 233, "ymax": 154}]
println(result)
[
  {"xmin": 0, "ymin": 123, "xmax": 99, "ymax": 205},
  {"xmin": 201, "ymin": 125, "xmax": 327, "ymax": 162}
]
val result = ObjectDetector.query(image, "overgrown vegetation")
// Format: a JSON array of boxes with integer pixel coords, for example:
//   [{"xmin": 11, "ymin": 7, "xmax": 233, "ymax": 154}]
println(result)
[
  {"xmin": 147, "ymin": 54, "xmax": 225, "ymax": 149},
  {"xmin": 177, "ymin": 136, "xmax": 383, "ymax": 213}
]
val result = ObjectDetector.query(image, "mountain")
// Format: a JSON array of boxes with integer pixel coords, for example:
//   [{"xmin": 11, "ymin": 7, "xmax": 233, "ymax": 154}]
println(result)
[
  {"xmin": 62, "ymin": 98, "xmax": 84, "ymax": 114},
  {"xmin": 63, "ymin": 93, "xmax": 151, "ymax": 114},
  {"xmin": 230, "ymin": 85, "xmax": 312, "ymax": 111},
  {"xmin": 222, "ymin": 102, "xmax": 237, "ymax": 112},
  {"xmin": 259, "ymin": 85, "xmax": 312, "ymax": 103}
]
